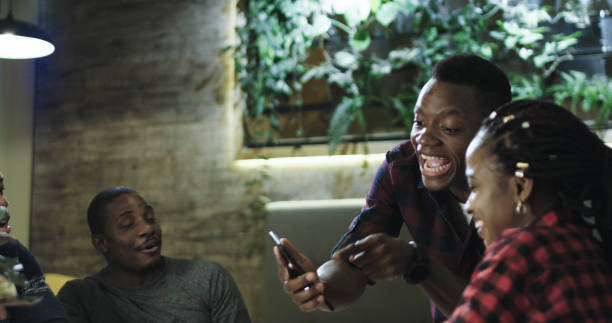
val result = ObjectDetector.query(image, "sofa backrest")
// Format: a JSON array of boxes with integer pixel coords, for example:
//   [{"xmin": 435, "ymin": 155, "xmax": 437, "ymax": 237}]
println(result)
[{"xmin": 263, "ymin": 199, "xmax": 431, "ymax": 323}]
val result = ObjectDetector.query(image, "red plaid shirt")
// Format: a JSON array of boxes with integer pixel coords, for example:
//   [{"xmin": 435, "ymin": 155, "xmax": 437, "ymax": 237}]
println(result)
[
  {"xmin": 332, "ymin": 141, "xmax": 485, "ymax": 322},
  {"xmin": 447, "ymin": 209, "xmax": 612, "ymax": 322}
]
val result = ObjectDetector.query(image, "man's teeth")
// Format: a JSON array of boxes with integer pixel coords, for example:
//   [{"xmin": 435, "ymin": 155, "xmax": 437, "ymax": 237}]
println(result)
[
  {"xmin": 422, "ymin": 154, "xmax": 444, "ymax": 160},
  {"xmin": 421, "ymin": 154, "xmax": 451, "ymax": 172},
  {"xmin": 475, "ymin": 220, "xmax": 483, "ymax": 229},
  {"xmin": 423, "ymin": 163, "xmax": 450, "ymax": 172}
]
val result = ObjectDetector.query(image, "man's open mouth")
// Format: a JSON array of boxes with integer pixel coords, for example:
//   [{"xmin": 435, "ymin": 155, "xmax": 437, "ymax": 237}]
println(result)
[
  {"xmin": 421, "ymin": 154, "xmax": 451, "ymax": 176},
  {"xmin": 138, "ymin": 239, "xmax": 160, "ymax": 253}
]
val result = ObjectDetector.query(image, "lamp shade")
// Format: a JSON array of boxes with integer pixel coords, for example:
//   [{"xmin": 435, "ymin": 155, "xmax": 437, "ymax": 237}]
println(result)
[{"xmin": 0, "ymin": 12, "xmax": 54, "ymax": 59}]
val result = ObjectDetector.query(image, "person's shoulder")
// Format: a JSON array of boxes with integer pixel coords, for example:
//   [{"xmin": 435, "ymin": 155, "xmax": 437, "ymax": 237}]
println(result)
[
  {"xmin": 386, "ymin": 140, "xmax": 415, "ymax": 164},
  {"xmin": 60, "ymin": 274, "xmax": 99, "ymax": 289},
  {"xmin": 57, "ymin": 274, "xmax": 102, "ymax": 298},
  {"xmin": 491, "ymin": 221, "xmax": 574, "ymax": 256},
  {"xmin": 0, "ymin": 237, "xmax": 30, "ymax": 256},
  {"xmin": 479, "ymin": 226, "xmax": 546, "ymax": 274},
  {"xmin": 486, "ymin": 228, "xmax": 531, "ymax": 255}
]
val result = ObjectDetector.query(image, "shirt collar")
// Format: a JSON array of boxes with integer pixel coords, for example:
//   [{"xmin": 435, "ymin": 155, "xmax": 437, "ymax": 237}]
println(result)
[
  {"xmin": 416, "ymin": 174, "xmax": 426, "ymax": 189},
  {"xmin": 530, "ymin": 208, "xmax": 573, "ymax": 227}
]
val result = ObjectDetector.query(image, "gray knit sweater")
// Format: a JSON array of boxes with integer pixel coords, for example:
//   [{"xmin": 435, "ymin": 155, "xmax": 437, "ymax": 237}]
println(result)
[{"xmin": 58, "ymin": 257, "xmax": 251, "ymax": 323}]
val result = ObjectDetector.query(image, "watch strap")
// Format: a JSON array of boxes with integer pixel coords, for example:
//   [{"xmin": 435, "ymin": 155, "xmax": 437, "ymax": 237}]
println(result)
[{"xmin": 402, "ymin": 240, "xmax": 430, "ymax": 284}]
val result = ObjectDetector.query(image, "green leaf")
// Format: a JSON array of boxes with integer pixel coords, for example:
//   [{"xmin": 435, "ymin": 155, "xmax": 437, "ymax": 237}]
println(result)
[
  {"xmin": 504, "ymin": 36, "xmax": 518, "ymax": 49},
  {"xmin": 308, "ymin": 14, "xmax": 331, "ymax": 37},
  {"xmin": 598, "ymin": 107, "xmax": 611, "ymax": 124},
  {"xmin": 300, "ymin": 64, "xmax": 330, "ymax": 82},
  {"xmin": 270, "ymin": 114, "xmax": 279, "ymax": 128},
  {"xmin": 556, "ymin": 37, "xmax": 578, "ymax": 51},
  {"xmin": 499, "ymin": 21, "xmax": 517, "ymax": 34},
  {"xmin": 371, "ymin": 60, "xmax": 391, "ymax": 75},
  {"xmin": 334, "ymin": 51, "xmax": 357, "ymax": 68},
  {"xmin": 453, "ymin": 31, "xmax": 469, "ymax": 42},
  {"xmin": 533, "ymin": 54, "xmax": 550, "ymax": 68},
  {"xmin": 480, "ymin": 44, "xmax": 493, "ymax": 58},
  {"xmin": 274, "ymin": 80, "xmax": 291, "ymax": 96},
  {"xmin": 376, "ymin": 2, "xmax": 401, "ymax": 27},
  {"xmin": 518, "ymin": 47, "xmax": 534, "ymax": 60},
  {"xmin": 254, "ymin": 96, "xmax": 266, "ymax": 116},
  {"xmin": 328, "ymin": 96, "xmax": 363, "ymax": 154},
  {"xmin": 356, "ymin": 109, "xmax": 367, "ymax": 133},
  {"xmin": 388, "ymin": 47, "xmax": 419, "ymax": 68},
  {"xmin": 426, "ymin": 27, "xmax": 438, "ymax": 42},
  {"xmin": 369, "ymin": 0, "xmax": 382, "ymax": 13},
  {"xmin": 329, "ymin": 71, "xmax": 354, "ymax": 88},
  {"xmin": 490, "ymin": 30, "xmax": 506, "ymax": 40},
  {"xmin": 519, "ymin": 33, "xmax": 543, "ymax": 45},
  {"xmin": 396, "ymin": 0, "xmax": 418, "ymax": 11},
  {"xmin": 320, "ymin": 0, "xmax": 334, "ymax": 14},
  {"xmin": 335, "ymin": 0, "xmax": 371, "ymax": 27},
  {"xmin": 349, "ymin": 29, "xmax": 371, "ymax": 52}
]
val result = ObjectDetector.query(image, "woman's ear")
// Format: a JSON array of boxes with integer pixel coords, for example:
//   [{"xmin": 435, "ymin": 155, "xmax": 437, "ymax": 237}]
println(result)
[
  {"xmin": 92, "ymin": 234, "xmax": 109, "ymax": 254},
  {"xmin": 512, "ymin": 176, "xmax": 534, "ymax": 203}
]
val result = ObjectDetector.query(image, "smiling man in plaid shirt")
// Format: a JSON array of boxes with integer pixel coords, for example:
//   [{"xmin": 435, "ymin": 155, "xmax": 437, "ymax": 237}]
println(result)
[{"xmin": 274, "ymin": 54, "xmax": 512, "ymax": 322}]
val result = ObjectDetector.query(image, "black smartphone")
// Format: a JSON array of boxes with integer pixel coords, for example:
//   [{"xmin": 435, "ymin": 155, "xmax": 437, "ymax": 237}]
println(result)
[
  {"xmin": 268, "ymin": 231, "xmax": 305, "ymax": 278},
  {"xmin": 268, "ymin": 231, "xmax": 334, "ymax": 311}
]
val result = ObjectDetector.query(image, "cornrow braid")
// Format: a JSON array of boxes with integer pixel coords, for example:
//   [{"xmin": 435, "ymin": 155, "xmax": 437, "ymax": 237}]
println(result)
[{"xmin": 479, "ymin": 99, "xmax": 612, "ymax": 261}]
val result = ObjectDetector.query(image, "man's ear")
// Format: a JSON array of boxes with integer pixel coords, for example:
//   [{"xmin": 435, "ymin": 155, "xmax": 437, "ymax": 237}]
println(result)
[
  {"xmin": 511, "ymin": 176, "xmax": 534, "ymax": 203},
  {"xmin": 92, "ymin": 234, "xmax": 109, "ymax": 254}
]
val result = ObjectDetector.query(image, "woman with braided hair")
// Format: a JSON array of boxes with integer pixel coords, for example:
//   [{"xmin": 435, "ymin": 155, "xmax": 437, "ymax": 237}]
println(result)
[{"xmin": 446, "ymin": 99, "xmax": 612, "ymax": 322}]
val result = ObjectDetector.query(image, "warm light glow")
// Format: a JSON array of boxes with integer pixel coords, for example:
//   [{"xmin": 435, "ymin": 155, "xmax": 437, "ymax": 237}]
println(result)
[
  {"xmin": 0, "ymin": 33, "xmax": 55, "ymax": 59},
  {"xmin": 266, "ymin": 198, "xmax": 363, "ymax": 211},
  {"xmin": 234, "ymin": 153, "xmax": 386, "ymax": 169}
]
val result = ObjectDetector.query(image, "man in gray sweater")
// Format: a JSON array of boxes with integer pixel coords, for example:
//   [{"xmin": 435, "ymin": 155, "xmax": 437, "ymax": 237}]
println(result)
[{"xmin": 58, "ymin": 186, "xmax": 251, "ymax": 323}]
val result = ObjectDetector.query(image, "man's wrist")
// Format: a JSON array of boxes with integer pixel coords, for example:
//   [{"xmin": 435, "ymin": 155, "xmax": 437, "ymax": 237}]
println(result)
[{"xmin": 402, "ymin": 241, "xmax": 429, "ymax": 284}]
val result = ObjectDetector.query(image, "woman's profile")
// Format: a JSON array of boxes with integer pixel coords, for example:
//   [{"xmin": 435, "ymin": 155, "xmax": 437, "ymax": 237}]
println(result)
[{"xmin": 447, "ymin": 99, "xmax": 612, "ymax": 322}]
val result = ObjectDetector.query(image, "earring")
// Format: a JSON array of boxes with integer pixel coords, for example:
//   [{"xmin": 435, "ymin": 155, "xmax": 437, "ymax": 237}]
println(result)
[{"xmin": 515, "ymin": 201, "xmax": 526, "ymax": 216}]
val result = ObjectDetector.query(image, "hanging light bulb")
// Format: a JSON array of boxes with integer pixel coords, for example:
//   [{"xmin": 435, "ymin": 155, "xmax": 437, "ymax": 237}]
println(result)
[{"xmin": 0, "ymin": 1, "xmax": 54, "ymax": 59}]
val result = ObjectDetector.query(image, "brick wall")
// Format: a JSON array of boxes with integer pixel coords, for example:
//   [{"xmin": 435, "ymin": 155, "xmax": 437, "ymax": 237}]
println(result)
[{"xmin": 29, "ymin": 1, "xmax": 378, "ymax": 321}]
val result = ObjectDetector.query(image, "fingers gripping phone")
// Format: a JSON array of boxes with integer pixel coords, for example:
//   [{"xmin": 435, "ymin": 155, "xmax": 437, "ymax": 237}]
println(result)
[
  {"xmin": 268, "ymin": 231, "xmax": 334, "ymax": 311},
  {"xmin": 268, "ymin": 231, "xmax": 305, "ymax": 278}
]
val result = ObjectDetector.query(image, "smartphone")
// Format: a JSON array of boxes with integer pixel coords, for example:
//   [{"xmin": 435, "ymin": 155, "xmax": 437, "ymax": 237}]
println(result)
[
  {"xmin": 268, "ymin": 231, "xmax": 305, "ymax": 278},
  {"xmin": 268, "ymin": 231, "xmax": 334, "ymax": 311}
]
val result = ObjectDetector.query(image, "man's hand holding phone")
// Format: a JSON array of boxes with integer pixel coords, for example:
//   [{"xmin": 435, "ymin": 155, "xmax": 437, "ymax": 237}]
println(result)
[{"xmin": 270, "ymin": 232, "xmax": 333, "ymax": 312}]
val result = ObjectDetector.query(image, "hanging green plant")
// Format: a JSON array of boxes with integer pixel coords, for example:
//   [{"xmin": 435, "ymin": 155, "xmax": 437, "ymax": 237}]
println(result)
[{"xmin": 234, "ymin": 0, "xmax": 609, "ymax": 154}]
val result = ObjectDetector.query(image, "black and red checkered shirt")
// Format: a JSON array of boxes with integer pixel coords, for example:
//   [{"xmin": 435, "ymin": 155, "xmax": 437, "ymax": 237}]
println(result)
[
  {"xmin": 447, "ymin": 209, "xmax": 612, "ymax": 322},
  {"xmin": 332, "ymin": 141, "xmax": 485, "ymax": 322}
]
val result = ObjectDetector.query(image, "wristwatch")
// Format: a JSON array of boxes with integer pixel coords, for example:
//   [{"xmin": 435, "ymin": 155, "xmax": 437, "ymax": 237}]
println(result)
[{"xmin": 403, "ymin": 240, "xmax": 429, "ymax": 284}]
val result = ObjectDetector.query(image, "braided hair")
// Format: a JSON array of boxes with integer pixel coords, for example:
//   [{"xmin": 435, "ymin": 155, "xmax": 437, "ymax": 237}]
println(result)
[{"xmin": 477, "ymin": 99, "xmax": 612, "ymax": 258}]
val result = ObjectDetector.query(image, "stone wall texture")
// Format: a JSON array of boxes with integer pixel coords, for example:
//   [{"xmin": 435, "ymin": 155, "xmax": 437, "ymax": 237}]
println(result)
[{"xmin": 29, "ymin": 1, "xmax": 379, "ymax": 322}]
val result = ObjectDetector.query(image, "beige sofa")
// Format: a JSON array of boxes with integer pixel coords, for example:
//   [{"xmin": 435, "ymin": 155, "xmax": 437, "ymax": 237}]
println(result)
[{"xmin": 263, "ymin": 199, "xmax": 431, "ymax": 323}]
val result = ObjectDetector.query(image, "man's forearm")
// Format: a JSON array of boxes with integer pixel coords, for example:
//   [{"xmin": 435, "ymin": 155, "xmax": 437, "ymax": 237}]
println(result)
[
  {"xmin": 316, "ymin": 259, "xmax": 367, "ymax": 311},
  {"xmin": 416, "ymin": 256, "xmax": 468, "ymax": 317}
]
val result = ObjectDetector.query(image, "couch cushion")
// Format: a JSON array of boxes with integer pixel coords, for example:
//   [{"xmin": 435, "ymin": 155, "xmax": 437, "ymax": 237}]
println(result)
[{"xmin": 263, "ymin": 199, "xmax": 431, "ymax": 323}]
